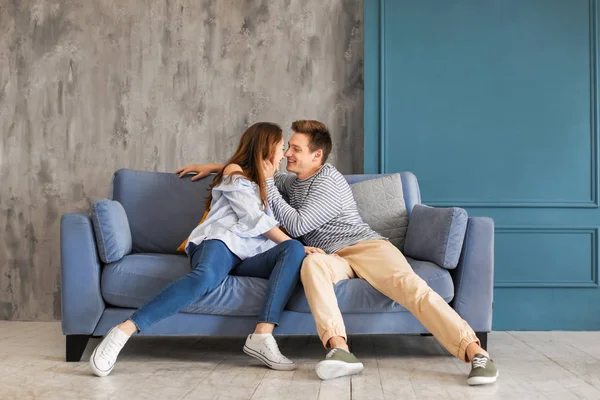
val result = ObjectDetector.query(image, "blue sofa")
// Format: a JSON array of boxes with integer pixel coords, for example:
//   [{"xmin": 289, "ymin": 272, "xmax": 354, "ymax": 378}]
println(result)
[{"xmin": 60, "ymin": 169, "xmax": 494, "ymax": 361}]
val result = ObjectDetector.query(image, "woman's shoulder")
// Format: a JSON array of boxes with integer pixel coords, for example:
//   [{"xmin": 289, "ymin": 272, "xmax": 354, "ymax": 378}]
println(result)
[
  {"xmin": 223, "ymin": 163, "xmax": 243, "ymax": 175},
  {"xmin": 215, "ymin": 165, "xmax": 255, "ymax": 191}
]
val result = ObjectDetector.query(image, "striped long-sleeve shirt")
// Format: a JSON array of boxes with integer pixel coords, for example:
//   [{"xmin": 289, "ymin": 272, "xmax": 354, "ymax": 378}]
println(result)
[{"xmin": 266, "ymin": 163, "xmax": 383, "ymax": 254}]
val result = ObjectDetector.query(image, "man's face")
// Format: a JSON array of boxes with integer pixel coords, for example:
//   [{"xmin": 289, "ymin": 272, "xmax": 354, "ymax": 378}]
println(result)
[{"xmin": 284, "ymin": 133, "xmax": 321, "ymax": 175}]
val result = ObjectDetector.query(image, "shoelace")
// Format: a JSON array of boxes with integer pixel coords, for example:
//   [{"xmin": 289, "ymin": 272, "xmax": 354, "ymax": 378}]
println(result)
[
  {"xmin": 100, "ymin": 332, "xmax": 125, "ymax": 361},
  {"xmin": 326, "ymin": 348, "xmax": 339, "ymax": 359},
  {"xmin": 472, "ymin": 356, "xmax": 488, "ymax": 369},
  {"xmin": 263, "ymin": 336, "xmax": 288, "ymax": 362}
]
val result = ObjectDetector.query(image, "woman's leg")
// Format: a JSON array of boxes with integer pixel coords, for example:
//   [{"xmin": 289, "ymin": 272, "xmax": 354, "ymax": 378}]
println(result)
[
  {"xmin": 90, "ymin": 240, "xmax": 239, "ymax": 377},
  {"xmin": 129, "ymin": 240, "xmax": 238, "ymax": 331},
  {"xmin": 231, "ymin": 240, "xmax": 306, "ymax": 370}
]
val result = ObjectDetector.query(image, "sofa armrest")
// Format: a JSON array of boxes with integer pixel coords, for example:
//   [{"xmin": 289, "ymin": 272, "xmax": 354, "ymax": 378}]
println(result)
[
  {"xmin": 61, "ymin": 213, "xmax": 105, "ymax": 335},
  {"xmin": 449, "ymin": 216, "xmax": 494, "ymax": 332}
]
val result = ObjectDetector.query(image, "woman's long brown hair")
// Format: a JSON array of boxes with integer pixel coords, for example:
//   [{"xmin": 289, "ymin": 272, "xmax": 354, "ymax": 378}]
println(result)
[{"xmin": 205, "ymin": 122, "xmax": 283, "ymax": 210}]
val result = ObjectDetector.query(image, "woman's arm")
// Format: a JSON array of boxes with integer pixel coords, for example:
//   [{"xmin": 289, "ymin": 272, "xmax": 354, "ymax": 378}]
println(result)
[
  {"xmin": 264, "ymin": 227, "xmax": 325, "ymax": 255},
  {"xmin": 263, "ymin": 226, "xmax": 292, "ymax": 244}
]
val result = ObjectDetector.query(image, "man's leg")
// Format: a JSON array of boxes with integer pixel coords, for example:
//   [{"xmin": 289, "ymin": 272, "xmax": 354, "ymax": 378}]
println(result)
[
  {"xmin": 337, "ymin": 240, "xmax": 498, "ymax": 385},
  {"xmin": 300, "ymin": 253, "xmax": 364, "ymax": 379},
  {"xmin": 300, "ymin": 253, "xmax": 354, "ymax": 347}
]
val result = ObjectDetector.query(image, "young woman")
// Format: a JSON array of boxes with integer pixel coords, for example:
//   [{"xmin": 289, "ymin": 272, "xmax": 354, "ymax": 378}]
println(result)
[{"xmin": 90, "ymin": 122, "xmax": 312, "ymax": 377}]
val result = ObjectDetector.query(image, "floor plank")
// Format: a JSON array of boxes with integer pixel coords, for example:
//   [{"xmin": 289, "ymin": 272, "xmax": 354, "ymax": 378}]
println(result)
[{"xmin": 1, "ymin": 322, "xmax": 600, "ymax": 399}]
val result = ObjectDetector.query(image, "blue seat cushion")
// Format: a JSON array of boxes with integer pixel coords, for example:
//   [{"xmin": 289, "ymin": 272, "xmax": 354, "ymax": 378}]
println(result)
[
  {"xmin": 101, "ymin": 254, "xmax": 453, "ymax": 316},
  {"xmin": 286, "ymin": 257, "xmax": 454, "ymax": 313},
  {"xmin": 101, "ymin": 254, "xmax": 270, "ymax": 316}
]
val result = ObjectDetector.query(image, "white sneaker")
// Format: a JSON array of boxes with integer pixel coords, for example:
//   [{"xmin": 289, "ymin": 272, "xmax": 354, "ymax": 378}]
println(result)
[
  {"xmin": 243, "ymin": 334, "xmax": 296, "ymax": 371},
  {"xmin": 90, "ymin": 327, "xmax": 130, "ymax": 377}
]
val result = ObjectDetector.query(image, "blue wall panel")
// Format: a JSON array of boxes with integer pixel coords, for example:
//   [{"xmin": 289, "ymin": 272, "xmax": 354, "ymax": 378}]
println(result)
[{"xmin": 365, "ymin": 0, "xmax": 600, "ymax": 330}]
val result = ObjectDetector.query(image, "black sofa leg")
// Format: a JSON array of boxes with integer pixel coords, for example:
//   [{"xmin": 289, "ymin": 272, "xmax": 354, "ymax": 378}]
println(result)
[
  {"xmin": 476, "ymin": 332, "xmax": 488, "ymax": 351},
  {"xmin": 66, "ymin": 335, "xmax": 91, "ymax": 362}
]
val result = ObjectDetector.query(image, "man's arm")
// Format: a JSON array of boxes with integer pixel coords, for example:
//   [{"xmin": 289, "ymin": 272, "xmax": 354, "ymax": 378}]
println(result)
[
  {"xmin": 273, "ymin": 172, "xmax": 295, "ymax": 196},
  {"xmin": 177, "ymin": 163, "xmax": 294, "ymax": 197},
  {"xmin": 176, "ymin": 164, "xmax": 224, "ymax": 181},
  {"xmin": 266, "ymin": 174, "xmax": 342, "ymax": 238}
]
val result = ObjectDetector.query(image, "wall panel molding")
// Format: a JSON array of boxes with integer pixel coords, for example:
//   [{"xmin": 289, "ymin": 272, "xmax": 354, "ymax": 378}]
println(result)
[
  {"xmin": 366, "ymin": 0, "xmax": 599, "ymax": 209},
  {"xmin": 494, "ymin": 226, "xmax": 598, "ymax": 288}
]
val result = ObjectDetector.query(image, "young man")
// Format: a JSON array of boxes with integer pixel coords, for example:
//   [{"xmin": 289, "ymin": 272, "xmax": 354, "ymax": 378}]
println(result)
[{"xmin": 177, "ymin": 120, "xmax": 498, "ymax": 386}]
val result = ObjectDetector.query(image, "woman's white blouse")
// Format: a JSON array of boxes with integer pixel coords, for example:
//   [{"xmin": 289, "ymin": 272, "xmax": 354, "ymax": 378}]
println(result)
[{"xmin": 186, "ymin": 175, "xmax": 279, "ymax": 260}]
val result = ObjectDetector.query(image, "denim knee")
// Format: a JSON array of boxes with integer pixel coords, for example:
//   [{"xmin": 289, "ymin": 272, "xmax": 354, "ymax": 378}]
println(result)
[{"xmin": 283, "ymin": 240, "xmax": 306, "ymax": 262}]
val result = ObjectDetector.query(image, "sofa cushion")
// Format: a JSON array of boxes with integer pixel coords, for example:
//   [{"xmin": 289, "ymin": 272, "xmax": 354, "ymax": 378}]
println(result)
[
  {"xmin": 404, "ymin": 204, "xmax": 468, "ymax": 269},
  {"xmin": 101, "ymin": 254, "xmax": 453, "ymax": 316},
  {"xmin": 111, "ymin": 169, "xmax": 422, "ymax": 255},
  {"xmin": 111, "ymin": 169, "xmax": 213, "ymax": 255},
  {"xmin": 344, "ymin": 172, "xmax": 421, "ymax": 216},
  {"xmin": 101, "ymin": 253, "xmax": 271, "ymax": 316},
  {"xmin": 286, "ymin": 257, "xmax": 454, "ymax": 313},
  {"xmin": 350, "ymin": 174, "xmax": 408, "ymax": 251},
  {"xmin": 91, "ymin": 199, "xmax": 132, "ymax": 263}
]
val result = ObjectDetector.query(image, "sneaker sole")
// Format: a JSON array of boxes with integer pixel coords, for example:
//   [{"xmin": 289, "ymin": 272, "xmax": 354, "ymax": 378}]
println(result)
[
  {"xmin": 243, "ymin": 345, "xmax": 296, "ymax": 371},
  {"xmin": 315, "ymin": 359, "xmax": 364, "ymax": 380},
  {"xmin": 89, "ymin": 344, "xmax": 114, "ymax": 377},
  {"xmin": 467, "ymin": 371, "xmax": 499, "ymax": 386}
]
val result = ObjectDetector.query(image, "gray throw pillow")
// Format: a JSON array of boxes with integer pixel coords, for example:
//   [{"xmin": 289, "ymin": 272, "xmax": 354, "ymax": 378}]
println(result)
[
  {"xmin": 404, "ymin": 204, "xmax": 468, "ymax": 269},
  {"xmin": 91, "ymin": 199, "xmax": 132, "ymax": 264},
  {"xmin": 350, "ymin": 174, "xmax": 408, "ymax": 251}
]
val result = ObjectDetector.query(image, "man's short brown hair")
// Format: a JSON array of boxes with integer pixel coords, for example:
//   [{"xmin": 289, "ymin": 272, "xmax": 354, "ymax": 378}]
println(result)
[{"xmin": 291, "ymin": 120, "xmax": 332, "ymax": 164}]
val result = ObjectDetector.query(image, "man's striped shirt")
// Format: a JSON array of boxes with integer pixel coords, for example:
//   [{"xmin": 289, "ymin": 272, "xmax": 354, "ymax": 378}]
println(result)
[{"xmin": 267, "ymin": 163, "xmax": 383, "ymax": 254}]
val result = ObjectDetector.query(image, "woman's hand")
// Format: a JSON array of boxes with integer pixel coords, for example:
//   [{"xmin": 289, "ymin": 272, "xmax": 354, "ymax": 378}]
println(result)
[
  {"xmin": 304, "ymin": 246, "xmax": 326, "ymax": 255},
  {"xmin": 262, "ymin": 159, "xmax": 278, "ymax": 179},
  {"xmin": 176, "ymin": 164, "xmax": 223, "ymax": 181}
]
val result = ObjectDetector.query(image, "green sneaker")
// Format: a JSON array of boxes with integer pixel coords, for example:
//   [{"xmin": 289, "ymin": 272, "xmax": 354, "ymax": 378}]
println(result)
[
  {"xmin": 315, "ymin": 348, "xmax": 364, "ymax": 380},
  {"xmin": 467, "ymin": 353, "xmax": 499, "ymax": 385}
]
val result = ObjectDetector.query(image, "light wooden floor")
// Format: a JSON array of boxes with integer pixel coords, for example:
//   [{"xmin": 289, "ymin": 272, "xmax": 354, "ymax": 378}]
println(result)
[{"xmin": 1, "ymin": 322, "xmax": 600, "ymax": 399}]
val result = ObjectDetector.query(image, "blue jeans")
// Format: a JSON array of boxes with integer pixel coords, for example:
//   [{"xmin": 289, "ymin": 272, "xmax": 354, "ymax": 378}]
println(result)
[{"xmin": 130, "ymin": 239, "xmax": 305, "ymax": 331}]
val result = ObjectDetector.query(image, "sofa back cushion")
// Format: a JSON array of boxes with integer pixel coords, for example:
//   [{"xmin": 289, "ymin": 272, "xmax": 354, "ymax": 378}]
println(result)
[
  {"xmin": 350, "ymin": 174, "xmax": 409, "ymax": 251},
  {"xmin": 111, "ymin": 169, "xmax": 212, "ymax": 254},
  {"xmin": 344, "ymin": 172, "xmax": 421, "ymax": 216},
  {"xmin": 111, "ymin": 169, "xmax": 422, "ymax": 255}
]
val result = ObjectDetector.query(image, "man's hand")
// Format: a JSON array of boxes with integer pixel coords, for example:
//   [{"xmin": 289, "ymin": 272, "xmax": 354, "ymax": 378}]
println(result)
[
  {"xmin": 176, "ymin": 164, "xmax": 221, "ymax": 182},
  {"xmin": 304, "ymin": 246, "xmax": 326, "ymax": 255},
  {"xmin": 262, "ymin": 159, "xmax": 278, "ymax": 179}
]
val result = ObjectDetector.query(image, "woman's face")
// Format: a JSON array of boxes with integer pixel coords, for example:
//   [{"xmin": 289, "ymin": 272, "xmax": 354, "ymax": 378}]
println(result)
[{"xmin": 271, "ymin": 138, "xmax": 285, "ymax": 168}]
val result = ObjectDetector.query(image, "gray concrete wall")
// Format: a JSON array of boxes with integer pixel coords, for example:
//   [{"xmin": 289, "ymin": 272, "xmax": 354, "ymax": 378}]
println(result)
[{"xmin": 0, "ymin": 0, "xmax": 364, "ymax": 320}]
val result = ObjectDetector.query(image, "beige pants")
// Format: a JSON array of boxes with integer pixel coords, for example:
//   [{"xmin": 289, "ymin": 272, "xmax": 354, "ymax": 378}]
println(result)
[{"xmin": 300, "ymin": 239, "xmax": 479, "ymax": 362}]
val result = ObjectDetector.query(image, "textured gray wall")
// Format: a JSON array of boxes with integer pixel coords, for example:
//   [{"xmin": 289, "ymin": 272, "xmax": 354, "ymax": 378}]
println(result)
[{"xmin": 0, "ymin": 0, "xmax": 364, "ymax": 320}]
